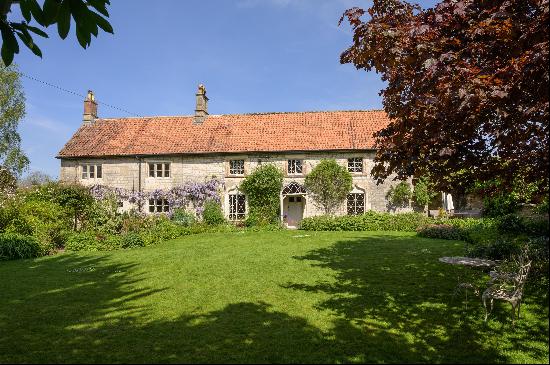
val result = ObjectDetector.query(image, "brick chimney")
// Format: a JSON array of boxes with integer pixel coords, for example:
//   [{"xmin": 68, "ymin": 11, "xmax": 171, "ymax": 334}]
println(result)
[
  {"xmin": 83, "ymin": 90, "xmax": 97, "ymax": 126},
  {"xmin": 194, "ymin": 84, "xmax": 208, "ymax": 124}
]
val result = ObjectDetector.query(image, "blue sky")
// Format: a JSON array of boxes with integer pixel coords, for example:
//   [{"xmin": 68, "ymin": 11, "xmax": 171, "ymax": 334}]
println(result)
[{"xmin": 12, "ymin": 0, "xmax": 436, "ymax": 178}]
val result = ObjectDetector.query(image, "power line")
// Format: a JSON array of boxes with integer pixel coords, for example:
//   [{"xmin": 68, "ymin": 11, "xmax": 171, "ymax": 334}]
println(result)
[{"xmin": 16, "ymin": 71, "xmax": 143, "ymax": 117}]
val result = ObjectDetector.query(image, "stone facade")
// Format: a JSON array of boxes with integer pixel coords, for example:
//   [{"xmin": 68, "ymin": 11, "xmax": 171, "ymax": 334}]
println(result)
[{"xmin": 60, "ymin": 151, "xmax": 411, "ymax": 224}]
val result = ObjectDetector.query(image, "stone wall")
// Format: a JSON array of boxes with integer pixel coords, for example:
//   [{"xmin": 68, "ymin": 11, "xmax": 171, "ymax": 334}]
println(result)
[{"xmin": 59, "ymin": 151, "xmax": 412, "ymax": 218}]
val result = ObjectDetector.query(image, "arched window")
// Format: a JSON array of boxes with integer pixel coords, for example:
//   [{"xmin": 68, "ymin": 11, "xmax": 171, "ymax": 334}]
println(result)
[
  {"xmin": 347, "ymin": 186, "xmax": 366, "ymax": 215},
  {"xmin": 282, "ymin": 182, "xmax": 306, "ymax": 196}
]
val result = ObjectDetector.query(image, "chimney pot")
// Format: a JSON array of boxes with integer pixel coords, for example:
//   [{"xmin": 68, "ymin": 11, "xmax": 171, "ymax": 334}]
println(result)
[
  {"xmin": 194, "ymin": 84, "xmax": 208, "ymax": 124},
  {"xmin": 83, "ymin": 90, "xmax": 98, "ymax": 126}
]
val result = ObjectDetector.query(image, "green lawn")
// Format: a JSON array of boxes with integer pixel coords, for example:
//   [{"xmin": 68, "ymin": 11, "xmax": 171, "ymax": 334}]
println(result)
[{"xmin": 0, "ymin": 231, "xmax": 548, "ymax": 363}]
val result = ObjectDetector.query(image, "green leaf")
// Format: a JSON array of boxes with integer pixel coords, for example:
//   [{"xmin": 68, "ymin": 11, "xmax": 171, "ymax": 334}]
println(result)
[
  {"xmin": 42, "ymin": 0, "xmax": 61, "ymax": 26},
  {"xmin": 90, "ymin": 11, "xmax": 113, "ymax": 34},
  {"xmin": 14, "ymin": 29, "xmax": 43, "ymax": 57},
  {"xmin": 86, "ymin": 0, "xmax": 110, "ymax": 17},
  {"xmin": 1, "ymin": 24, "xmax": 19, "ymax": 55},
  {"xmin": 75, "ymin": 25, "xmax": 89, "ymax": 48},
  {"xmin": 1, "ymin": 42, "xmax": 15, "ymax": 66},
  {"xmin": 19, "ymin": 0, "xmax": 33, "ymax": 23},
  {"xmin": 57, "ymin": 0, "xmax": 71, "ymax": 39},
  {"xmin": 26, "ymin": 0, "xmax": 45, "ymax": 25},
  {"xmin": 25, "ymin": 25, "xmax": 49, "ymax": 38}
]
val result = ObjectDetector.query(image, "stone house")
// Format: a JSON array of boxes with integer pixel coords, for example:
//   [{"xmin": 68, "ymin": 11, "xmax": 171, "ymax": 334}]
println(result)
[{"xmin": 58, "ymin": 86, "xmax": 410, "ymax": 228}]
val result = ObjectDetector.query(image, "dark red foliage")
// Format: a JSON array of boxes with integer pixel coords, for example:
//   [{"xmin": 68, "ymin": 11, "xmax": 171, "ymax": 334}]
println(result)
[{"xmin": 340, "ymin": 0, "xmax": 549, "ymax": 197}]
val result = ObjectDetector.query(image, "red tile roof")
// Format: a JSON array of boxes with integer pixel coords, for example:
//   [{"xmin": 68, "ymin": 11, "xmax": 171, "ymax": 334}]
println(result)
[{"xmin": 57, "ymin": 110, "xmax": 390, "ymax": 158}]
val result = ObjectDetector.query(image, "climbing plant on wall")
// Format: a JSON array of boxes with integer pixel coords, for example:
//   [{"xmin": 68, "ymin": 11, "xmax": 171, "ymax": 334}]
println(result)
[
  {"xmin": 240, "ymin": 164, "xmax": 284, "ymax": 226},
  {"xmin": 89, "ymin": 178, "xmax": 223, "ymax": 217}
]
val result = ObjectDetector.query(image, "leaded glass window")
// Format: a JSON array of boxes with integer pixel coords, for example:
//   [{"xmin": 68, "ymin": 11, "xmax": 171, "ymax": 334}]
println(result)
[
  {"xmin": 149, "ymin": 198, "xmax": 169, "ymax": 213},
  {"xmin": 347, "ymin": 193, "xmax": 365, "ymax": 215},
  {"xmin": 347, "ymin": 158, "xmax": 363, "ymax": 173},
  {"xmin": 229, "ymin": 194, "xmax": 246, "ymax": 220},
  {"xmin": 229, "ymin": 160, "xmax": 245, "ymax": 175},
  {"xmin": 287, "ymin": 159, "xmax": 303, "ymax": 174}
]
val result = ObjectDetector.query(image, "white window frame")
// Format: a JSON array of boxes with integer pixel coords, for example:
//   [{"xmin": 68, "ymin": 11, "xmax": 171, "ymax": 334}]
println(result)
[
  {"xmin": 229, "ymin": 159, "xmax": 245, "ymax": 175},
  {"xmin": 229, "ymin": 194, "xmax": 246, "ymax": 220},
  {"xmin": 347, "ymin": 157, "xmax": 363, "ymax": 173},
  {"xmin": 347, "ymin": 193, "xmax": 365, "ymax": 215},
  {"xmin": 148, "ymin": 198, "xmax": 169, "ymax": 213},
  {"xmin": 81, "ymin": 164, "xmax": 102, "ymax": 180},
  {"xmin": 148, "ymin": 162, "xmax": 171, "ymax": 178},
  {"xmin": 287, "ymin": 159, "xmax": 303, "ymax": 175}
]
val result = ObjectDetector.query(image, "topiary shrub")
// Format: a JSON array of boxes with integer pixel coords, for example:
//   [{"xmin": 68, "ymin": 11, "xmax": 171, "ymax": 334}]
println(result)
[
  {"xmin": 386, "ymin": 181, "xmax": 412, "ymax": 209},
  {"xmin": 240, "ymin": 164, "xmax": 284, "ymax": 225},
  {"xmin": 304, "ymin": 159, "xmax": 352, "ymax": 215},
  {"xmin": 202, "ymin": 200, "xmax": 226, "ymax": 225},
  {"xmin": 0, "ymin": 233, "xmax": 42, "ymax": 260}
]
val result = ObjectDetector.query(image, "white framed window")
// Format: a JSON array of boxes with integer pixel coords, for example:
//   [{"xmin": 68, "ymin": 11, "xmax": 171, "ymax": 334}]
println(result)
[
  {"xmin": 149, "ymin": 198, "xmax": 169, "ymax": 213},
  {"xmin": 149, "ymin": 163, "xmax": 170, "ymax": 178},
  {"xmin": 229, "ymin": 160, "xmax": 245, "ymax": 175},
  {"xmin": 287, "ymin": 159, "xmax": 303, "ymax": 175},
  {"xmin": 347, "ymin": 193, "xmax": 365, "ymax": 215},
  {"xmin": 81, "ymin": 164, "xmax": 102, "ymax": 179},
  {"xmin": 347, "ymin": 158, "xmax": 363, "ymax": 173},
  {"xmin": 229, "ymin": 194, "xmax": 246, "ymax": 220}
]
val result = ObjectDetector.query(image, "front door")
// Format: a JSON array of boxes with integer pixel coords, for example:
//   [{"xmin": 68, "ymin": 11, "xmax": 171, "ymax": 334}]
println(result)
[{"xmin": 286, "ymin": 196, "xmax": 304, "ymax": 228}]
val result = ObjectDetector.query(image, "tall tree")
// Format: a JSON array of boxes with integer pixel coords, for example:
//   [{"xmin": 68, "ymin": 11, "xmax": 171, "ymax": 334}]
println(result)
[
  {"xmin": 0, "ymin": 0, "xmax": 113, "ymax": 66},
  {"xmin": 0, "ymin": 62, "xmax": 28, "ymax": 177},
  {"xmin": 340, "ymin": 0, "xmax": 549, "ymax": 199}
]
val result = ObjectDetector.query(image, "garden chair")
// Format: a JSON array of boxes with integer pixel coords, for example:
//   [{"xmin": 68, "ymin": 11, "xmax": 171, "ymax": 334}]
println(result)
[{"xmin": 482, "ymin": 250, "xmax": 531, "ymax": 326}]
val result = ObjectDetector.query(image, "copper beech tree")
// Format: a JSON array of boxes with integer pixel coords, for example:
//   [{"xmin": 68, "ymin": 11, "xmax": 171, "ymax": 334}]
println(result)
[{"xmin": 340, "ymin": 0, "xmax": 548, "ymax": 199}]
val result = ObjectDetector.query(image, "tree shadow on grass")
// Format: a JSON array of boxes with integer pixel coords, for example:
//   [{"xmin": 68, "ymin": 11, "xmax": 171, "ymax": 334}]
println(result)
[
  {"xmin": 0, "ymin": 237, "xmax": 547, "ymax": 363},
  {"xmin": 282, "ymin": 234, "xmax": 549, "ymax": 363},
  {"xmin": 0, "ymin": 252, "xmax": 446, "ymax": 363}
]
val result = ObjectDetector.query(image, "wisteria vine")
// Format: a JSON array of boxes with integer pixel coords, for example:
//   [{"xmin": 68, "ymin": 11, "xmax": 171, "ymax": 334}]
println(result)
[{"xmin": 89, "ymin": 178, "xmax": 224, "ymax": 216}]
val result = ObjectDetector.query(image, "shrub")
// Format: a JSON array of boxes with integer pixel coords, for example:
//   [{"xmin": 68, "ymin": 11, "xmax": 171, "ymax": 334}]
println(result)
[
  {"xmin": 240, "ymin": 164, "xmax": 284, "ymax": 224},
  {"xmin": 121, "ymin": 232, "xmax": 145, "ymax": 248},
  {"xmin": 2, "ymin": 198, "xmax": 71, "ymax": 253},
  {"xmin": 65, "ymin": 232, "xmax": 123, "ymax": 251},
  {"xmin": 0, "ymin": 233, "xmax": 42, "ymax": 260},
  {"xmin": 304, "ymin": 159, "xmax": 352, "ymax": 215},
  {"xmin": 83, "ymin": 196, "xmax": 123, "ymax": 234},
  {"xmin": 386, "ymin": 181, "xmax": 412, "ymax": 208},
  {"xmin": 300, "ymin": 211, "xmax": 432, "ymax": 232},
  {"xmin": 482, "ymin": 193, "xmax": 520, "ymax": 217},
  {"xmin": 412, "ymin": 176, "xmax": 437, "ymax": 211},
  {"xmin": 202, "ymin": 200, "xmax": 225, "ymax": 225},
  {"xmin": 466, "ymin": 237, "xmax": 523, "ymax": 261},
  {"xmin": 171, "ymin": 208, "xmax": 196, "ymax": 226},
  {"xmin": 417, "ymin": 224, "xmax": 464, "ymax": 240},
  {"xmin": 497, "ymin": 214, "xmax": 527, "ymax": 234}
]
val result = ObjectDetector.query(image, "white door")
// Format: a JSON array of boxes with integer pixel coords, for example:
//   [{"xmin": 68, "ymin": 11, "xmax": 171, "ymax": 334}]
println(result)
[{"xmin": 286, "ymin": 196, "xmax": 304, "ymax": 228}]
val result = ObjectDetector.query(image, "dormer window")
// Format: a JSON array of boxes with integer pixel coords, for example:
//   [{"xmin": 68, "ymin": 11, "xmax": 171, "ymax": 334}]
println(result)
[
  {"xmin": 287, "ymin": 159, "xmax": 303, "ymax": 175},
  {"xmin": 229, "ymin": 160, "xmax": 245, "ymax": 175},
  {"xmin": 81, "ymin": 164, "xmax": 102, "ymax": 179},
  {"xmin": 149, "ymin": 163, "xmax": 170, "ymax": 178}
]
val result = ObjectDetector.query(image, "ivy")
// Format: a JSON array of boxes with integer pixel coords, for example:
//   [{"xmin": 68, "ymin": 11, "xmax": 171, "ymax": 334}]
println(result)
[{"xmin": 240, "ymin": 164, "xmax": 283, "ymax": 226}]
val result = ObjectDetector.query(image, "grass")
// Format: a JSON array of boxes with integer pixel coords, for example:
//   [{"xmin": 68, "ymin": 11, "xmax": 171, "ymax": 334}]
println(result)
[{"xmin": 0, "ymin": 230, "xmax": 548, "ymax": 363}]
